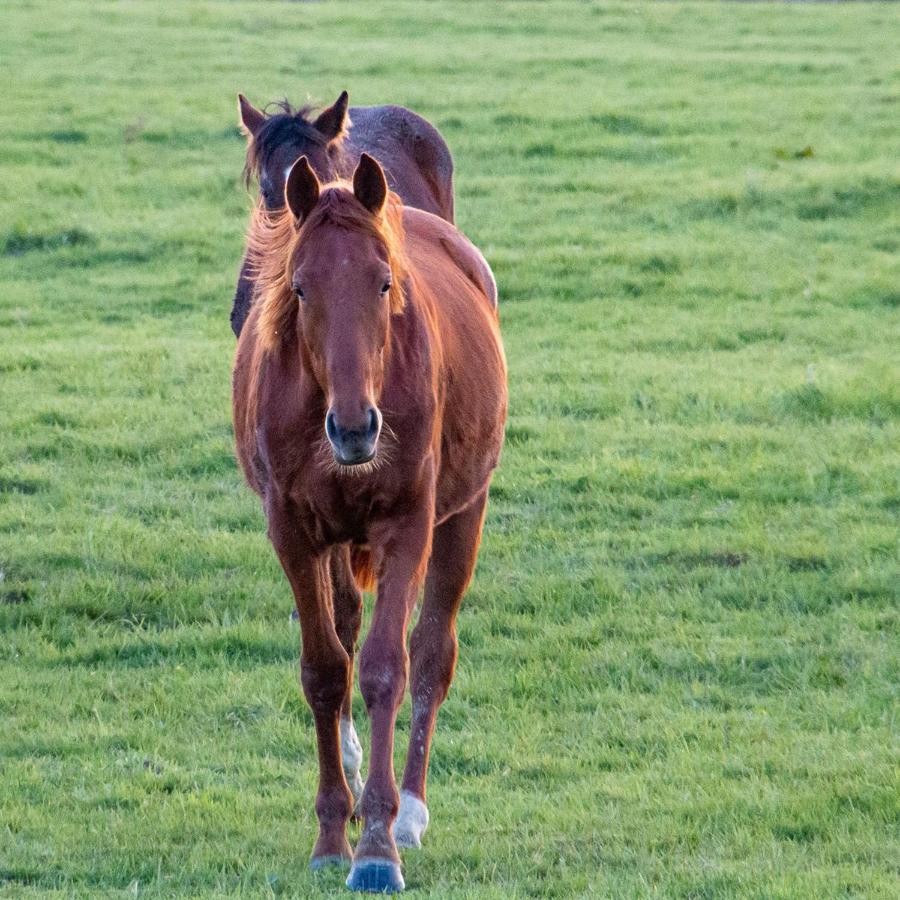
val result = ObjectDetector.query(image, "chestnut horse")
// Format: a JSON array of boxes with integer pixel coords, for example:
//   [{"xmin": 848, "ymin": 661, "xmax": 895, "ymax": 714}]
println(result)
[
  {"xmin": 232, "ymin": 154, "xmax": 506, "ymax": 892},
  {"xmin": 232, "ymin": 91, "xmax": 455, "ymax": 337}
]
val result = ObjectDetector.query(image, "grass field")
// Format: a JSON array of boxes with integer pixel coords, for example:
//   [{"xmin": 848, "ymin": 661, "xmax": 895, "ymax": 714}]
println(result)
[{"xmin": 1, "ymin": 1, "xmax": 898, "ymax": 897}]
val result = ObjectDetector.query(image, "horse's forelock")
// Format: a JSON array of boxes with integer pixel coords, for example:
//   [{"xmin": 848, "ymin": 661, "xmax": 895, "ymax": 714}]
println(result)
[{"xmin": 299, "ymin": 188, "xmax": 408, "ymax": 317}]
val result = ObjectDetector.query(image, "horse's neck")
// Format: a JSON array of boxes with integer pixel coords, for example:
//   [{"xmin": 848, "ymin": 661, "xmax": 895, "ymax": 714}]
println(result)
[{"xmin": 386, "ymin": 275, "xmax": 442, "ymax": 390}]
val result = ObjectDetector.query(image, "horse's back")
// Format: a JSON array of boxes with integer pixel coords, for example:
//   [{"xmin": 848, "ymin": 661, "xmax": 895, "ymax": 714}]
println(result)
[{"xmin": 349, "ymin": 105, "xmax": 455, "ymax": 223}]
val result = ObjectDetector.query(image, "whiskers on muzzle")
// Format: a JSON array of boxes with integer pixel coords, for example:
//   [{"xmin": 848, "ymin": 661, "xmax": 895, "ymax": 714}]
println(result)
[{"xmin": 314, "ymin": 419, "xmax": 397, "ymax": 478}]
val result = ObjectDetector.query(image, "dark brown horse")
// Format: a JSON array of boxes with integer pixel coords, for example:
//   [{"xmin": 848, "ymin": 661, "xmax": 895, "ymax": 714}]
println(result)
[
  {"xmin": 232, "ymin": 154, "xmax": 506, "ymax": 892},
  {"xmin": 232, "ymin": 91, "xmax": 455, "ymax": 337}
]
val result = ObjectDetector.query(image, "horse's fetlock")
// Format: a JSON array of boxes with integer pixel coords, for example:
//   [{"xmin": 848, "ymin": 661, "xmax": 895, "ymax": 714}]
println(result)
[
  {"xmin": 316, "ymin": 784, "xmax": 353, "ymax": 824},
  {"xmin": 361, "ymin": 788, "xmax": 400, "ymax": 825}
]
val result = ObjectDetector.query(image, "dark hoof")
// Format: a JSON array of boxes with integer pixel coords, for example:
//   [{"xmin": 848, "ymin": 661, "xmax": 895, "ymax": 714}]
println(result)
[
  {"xmin": 310, "ymin": 854, "xmax": 351, "ymax": 871},
  {"xmin": 346, "ymin": 857, "xmax": 404, "ymax": 893}
]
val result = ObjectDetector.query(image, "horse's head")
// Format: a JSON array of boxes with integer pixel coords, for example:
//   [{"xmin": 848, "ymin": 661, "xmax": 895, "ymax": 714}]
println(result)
[
  {"xmin": 239, "ymin": 92, "xmax": 350, "ymax": 210},
  {"xmin": 261, "ymin": 153, "xmax": 406, "ymax": 469}
]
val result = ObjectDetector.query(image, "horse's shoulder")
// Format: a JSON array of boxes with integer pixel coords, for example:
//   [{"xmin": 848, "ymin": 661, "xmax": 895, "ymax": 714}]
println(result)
[{"xmin": 403, "ymin": 210, "xmax": 497, "ymax": 310}]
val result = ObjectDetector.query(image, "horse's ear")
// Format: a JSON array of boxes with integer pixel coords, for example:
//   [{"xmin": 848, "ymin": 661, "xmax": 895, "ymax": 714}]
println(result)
[
  {"xmin": 352, "ymin": 152, "xmax": 388, "ymax": 216},
  {"xmin": 238, "ymin": 93, "xmax": 265, "ymax": 138},
  {"xmin": 313, "ymin": 91, "xmax": 349, "ymax": 142},
  {"xmin": 285, "ymin": 156, "xmax": 321, "ymax": 223}
]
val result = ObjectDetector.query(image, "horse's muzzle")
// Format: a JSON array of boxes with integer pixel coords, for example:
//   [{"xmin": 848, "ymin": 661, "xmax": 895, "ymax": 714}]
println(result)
[{"xmin": 325, "ymin": 406, "xmax": 382, "ymax": 466}]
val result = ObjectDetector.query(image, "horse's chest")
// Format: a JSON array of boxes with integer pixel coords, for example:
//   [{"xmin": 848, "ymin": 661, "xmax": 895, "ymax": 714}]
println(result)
[
  {"xmin": 288, "ymin": 471, "xmax": 381, "ymax": 545},
  {"xmin": 259, "ymin": 417, "xmax": 395, "ymax": 544}
]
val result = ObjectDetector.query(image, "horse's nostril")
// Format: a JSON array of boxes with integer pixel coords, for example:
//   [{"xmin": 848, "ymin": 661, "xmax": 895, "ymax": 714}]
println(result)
[
  {"xmin": 325, "ymin": 407, "xmax": 379, "ymax": 460},
  {"xmin": 325, "ymin": 410, "xmax": 339, "ymax": 444},
  {"xmin": 366, "ymin": 407, "xmax": 380, "ymax": 439}
]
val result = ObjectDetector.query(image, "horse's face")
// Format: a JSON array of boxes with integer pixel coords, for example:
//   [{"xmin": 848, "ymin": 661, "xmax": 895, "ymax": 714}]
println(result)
[
  {"xmin": 239, "ymin": 92, "xmax": 350, "ymax": 211},
  {"xmin": 259, "ymin": 136, "xmax": 335, "ymax": 211},
  {"xmin": 286, "ymin": 156, "xmax": 395, "ymax": 468},
  {"xmin": 293, "ymin": 225, "xmax": 391, "ymax": 467}
]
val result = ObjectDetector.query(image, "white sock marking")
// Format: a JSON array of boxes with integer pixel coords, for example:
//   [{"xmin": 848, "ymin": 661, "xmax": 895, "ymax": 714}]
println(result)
[
  {"xmin": 340, "ymin": 717, "xmax": 365, "ymax": 807},
  {"xmin": 392, "ymin": 789, "xmax": 429, "ymax": 849}
]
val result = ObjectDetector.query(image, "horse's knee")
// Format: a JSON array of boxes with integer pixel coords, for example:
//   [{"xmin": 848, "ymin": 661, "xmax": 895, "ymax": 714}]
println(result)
[
  {"xmin": 358, "ymin": 647, "xmax": 406, "ymax": 712},
  {"xmin": 301, "ymin": 655, "xmax": 349, "ymax": 713},
  {"xmin": 410, "ymin": 621, "xmax": 457, "ymax": 662},
  {"xmin": 409, "ymin": 625, "xmax": 457, "ymax": 701}
]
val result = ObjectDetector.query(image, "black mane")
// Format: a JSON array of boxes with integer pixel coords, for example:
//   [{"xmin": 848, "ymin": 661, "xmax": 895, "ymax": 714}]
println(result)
[{"xmin": 243, "ymin": 101, "xmax": 324, "ymax": 186}]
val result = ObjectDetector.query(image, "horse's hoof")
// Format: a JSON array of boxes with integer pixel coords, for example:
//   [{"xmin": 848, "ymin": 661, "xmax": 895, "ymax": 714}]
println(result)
[
  {"xmin": 392, "ymin": 790, "xmax": 429, "ymax": 850},
  {"xmin": 346, "ymin": 857, "xmax": 404, "ymax": 893},
  {"xmin": 310, "ymin": 854, "xmax": 351, "ymax": 870}
]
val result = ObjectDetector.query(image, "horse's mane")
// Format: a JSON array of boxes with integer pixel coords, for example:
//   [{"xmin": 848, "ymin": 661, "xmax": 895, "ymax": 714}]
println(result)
[
  {"xmin": 241, "ymin": 185, "xmax": 409, "ymax": 433},
  {"xmin": 243, "ymin": 100, "xmax": 348, "ymax": 187}
]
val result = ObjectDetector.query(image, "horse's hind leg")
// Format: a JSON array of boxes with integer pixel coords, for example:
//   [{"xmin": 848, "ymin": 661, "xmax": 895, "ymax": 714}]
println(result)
[
  {"xmin": 330, "ymin": 545, "xmax": 365, "ymax": 812},
  {"xmin": 395, "ymin": 489, "xmax": 489, "ymax": 849}
]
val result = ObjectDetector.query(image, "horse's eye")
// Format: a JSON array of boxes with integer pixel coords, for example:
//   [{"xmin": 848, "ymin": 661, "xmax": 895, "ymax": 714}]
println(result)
[
  {"xmin": 380, "ymin": 280, "xmax": 392, "ymax": 295},
  {"xmin": 293, "ymin": 286, "xmax": 304, "ymax": 301}
]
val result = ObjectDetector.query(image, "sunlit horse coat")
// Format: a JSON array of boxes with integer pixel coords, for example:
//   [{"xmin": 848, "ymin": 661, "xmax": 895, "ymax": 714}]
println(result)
[{"xmin": 232, "ymin": 154, "xmax": 505, "ymax": 892}]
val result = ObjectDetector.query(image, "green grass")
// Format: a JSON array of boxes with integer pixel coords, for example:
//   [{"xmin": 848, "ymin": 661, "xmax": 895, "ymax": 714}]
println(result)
[{"xmin": 1, "ymin": 1, "xmax": 898, "ymax": 897}]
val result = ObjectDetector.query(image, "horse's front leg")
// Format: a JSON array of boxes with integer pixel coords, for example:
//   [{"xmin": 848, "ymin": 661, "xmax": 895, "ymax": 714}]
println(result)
[
  {"xmin": 268, "ymin": 506, "xmax": 354, "ymax": 868},
  {"xmin": 347, "ymin": 494, "xmax": 434, "ymax": 893},
  {"xmin": 395, "ymin": 488, "xmax": 489, "ymax": 849}
]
